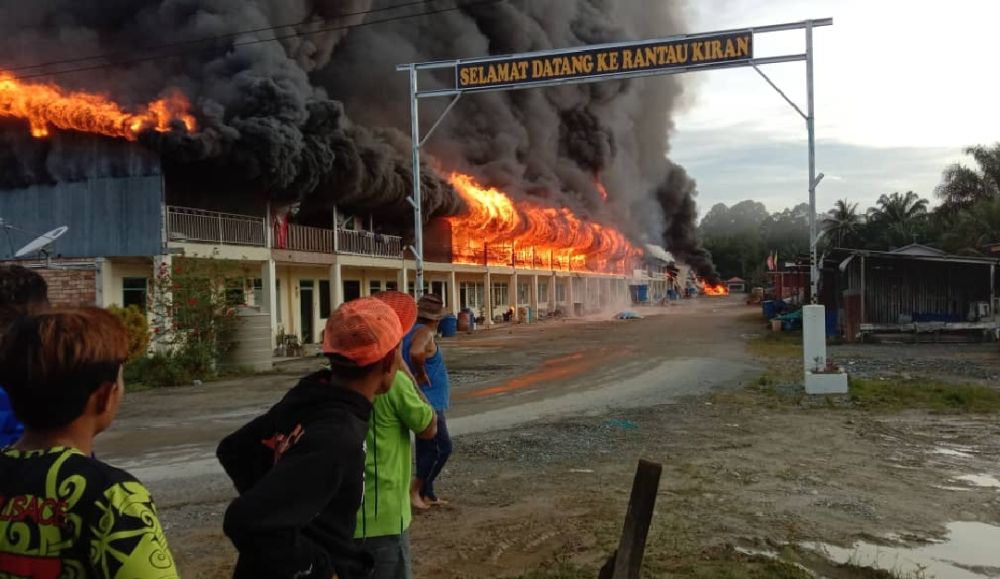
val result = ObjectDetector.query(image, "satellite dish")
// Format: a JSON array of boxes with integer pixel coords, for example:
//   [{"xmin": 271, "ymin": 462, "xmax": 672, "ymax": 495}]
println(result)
[{"xmin": 15, "ymin": 226, "xmax": 69, "ymax": 258}]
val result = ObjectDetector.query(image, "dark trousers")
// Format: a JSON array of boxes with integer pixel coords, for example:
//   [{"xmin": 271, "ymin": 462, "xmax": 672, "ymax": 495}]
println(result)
[
  {"xmin": 415, "ymin": 410, "xmax": 451, "ymax": 500},
  {"xmin": 354, "ymin": 532, "xmax": 412, "ymax": 579}
]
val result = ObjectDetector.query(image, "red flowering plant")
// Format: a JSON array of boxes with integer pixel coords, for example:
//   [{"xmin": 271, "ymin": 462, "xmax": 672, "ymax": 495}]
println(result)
[{"xmin": 149, "ymin": 256, "xmax": 244, "ymax": 378}]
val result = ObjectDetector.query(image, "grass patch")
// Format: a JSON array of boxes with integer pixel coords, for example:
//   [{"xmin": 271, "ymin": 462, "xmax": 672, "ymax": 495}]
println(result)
[
  {"xmin": 850, "ymin": 377, "xmax": 1000, "ymax": 413},
  {"xmin": 747, "ymin": 332, "xmax": 803, "ymax": 360}
]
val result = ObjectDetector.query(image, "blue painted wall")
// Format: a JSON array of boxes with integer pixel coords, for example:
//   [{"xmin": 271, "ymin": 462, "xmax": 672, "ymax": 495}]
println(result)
[{"xmin": 0, "ymin": 176, "xmax": 163, "ymax": 259}]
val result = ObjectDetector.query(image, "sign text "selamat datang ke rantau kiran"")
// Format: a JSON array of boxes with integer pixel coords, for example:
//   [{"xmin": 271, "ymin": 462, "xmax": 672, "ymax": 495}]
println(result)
[{"xmin": 456, "ymin": 31, "xmax": 753, "ymax": 91}]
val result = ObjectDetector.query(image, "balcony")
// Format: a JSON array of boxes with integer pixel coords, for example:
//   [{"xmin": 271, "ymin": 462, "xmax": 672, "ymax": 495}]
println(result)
[
  {"xmin": 337, "ymin": 229, "xmax": 403, "ymax": 259},
  {"xmin": 284, "ymin": 223, "xmax": 334, "ymax": 253},
  {"xmin": 167, "ymin": 206, "xmax": 266, "ymax": 247}
]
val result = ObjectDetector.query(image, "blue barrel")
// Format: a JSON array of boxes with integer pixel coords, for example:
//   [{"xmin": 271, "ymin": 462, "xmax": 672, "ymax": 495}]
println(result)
[
  {"xmin": 439, "ymin": 314, "xmax": 458, "ymax": 338},
  {"xmin": 762, "ymin": 300, "xmax": 776, "ymax": 319}
]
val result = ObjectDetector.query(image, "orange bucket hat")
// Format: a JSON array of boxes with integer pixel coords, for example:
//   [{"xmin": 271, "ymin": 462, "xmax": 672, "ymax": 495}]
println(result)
[{"xmin": 322, "ymin": 293, "xmax": 417, "ymax": 366}]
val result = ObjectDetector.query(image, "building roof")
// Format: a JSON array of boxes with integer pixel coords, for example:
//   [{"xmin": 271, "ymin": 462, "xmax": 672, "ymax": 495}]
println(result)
[
  {"xmin": 833, "ymin": 247, "xmax": 1000, "ymax": 266},
  {"xmin": 888, "ymin": 243, "xmax": 947, "ymax": 257},
  {"xmin": 726, "ymin": 276, "xmax": 745, "ymax": 283}
]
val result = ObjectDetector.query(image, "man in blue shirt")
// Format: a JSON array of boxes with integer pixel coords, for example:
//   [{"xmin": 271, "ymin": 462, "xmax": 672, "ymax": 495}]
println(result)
[
  {"xmin": 0, "ymin": 265, "xmax": 49, "ymax": 447},
  {"xmin": 401, "ymin": 294, "xmax": 452, "ymax": 508}
]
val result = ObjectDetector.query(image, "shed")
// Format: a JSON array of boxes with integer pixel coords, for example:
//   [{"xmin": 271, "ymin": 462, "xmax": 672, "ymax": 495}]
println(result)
[
  {"xmin": 828, "ymin": 248, "xmax": 999, "ymax": 341},
  {"xmin": 725, "ymin": 276, "xmax": 746, "ymax": 293}
]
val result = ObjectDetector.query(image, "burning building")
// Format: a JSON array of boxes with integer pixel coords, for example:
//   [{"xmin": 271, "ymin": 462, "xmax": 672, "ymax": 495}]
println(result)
[{"xmin": 1, "ymin": 0, "xmax": 717, "ymax": 347}]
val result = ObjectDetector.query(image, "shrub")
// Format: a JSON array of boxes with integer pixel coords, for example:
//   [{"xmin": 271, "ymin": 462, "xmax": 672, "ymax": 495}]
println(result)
[{"xmin": 107, "ymin": 305, "xmax": 150, "ymax": 361}]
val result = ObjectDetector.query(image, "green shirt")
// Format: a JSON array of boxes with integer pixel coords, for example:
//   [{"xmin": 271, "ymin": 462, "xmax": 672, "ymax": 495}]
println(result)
[{"xmin": 355, "ymin": 372, "xmax": 434, "ymax": 539}]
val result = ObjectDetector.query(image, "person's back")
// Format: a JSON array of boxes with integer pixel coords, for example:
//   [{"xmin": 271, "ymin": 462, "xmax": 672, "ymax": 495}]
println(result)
[
  {"xmin": 0, "ymin": 265, "xmax": 49, "ymax": 448},
  {"xmin": 0, "ymin": 447, "xmax": 174, "ymax": 577},
  {"xmin": 0, "ymin": 307, "xmax": 177, "ymax": 578},
  {"xmin": 354, "ymin": 368, "xmax": 436, "ymax": 579}
]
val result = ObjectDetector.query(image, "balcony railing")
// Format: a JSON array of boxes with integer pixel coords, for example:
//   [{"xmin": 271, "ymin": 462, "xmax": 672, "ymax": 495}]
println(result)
[
  {"xmin": 167, "ymin": 206, "xmax": 266, "ymax": 247},
  {"xmin": 284, "ymin": 223, "xmax": 334, "ymax": 253},
  {"xmin": 338, "ymin": 229, "xmax": 403, "ymax": 259}
]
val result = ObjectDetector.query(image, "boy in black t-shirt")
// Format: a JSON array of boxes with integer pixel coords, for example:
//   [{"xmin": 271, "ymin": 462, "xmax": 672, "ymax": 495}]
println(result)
[{"xmin": 0, "ymin": 307, "xmax": 178, "ymax": 578}]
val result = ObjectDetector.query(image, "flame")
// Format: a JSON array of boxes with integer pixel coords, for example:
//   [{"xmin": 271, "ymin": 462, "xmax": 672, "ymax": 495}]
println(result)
[
  {"xmin": 595, "ymin": 177, "xmax": 609, "ymax": 202},
  {"xmin": 702, "ymin": 279, "xmax": 729, "ymax": 296},
  {"xmin": 447, "ymin": 172, "xmax": 640, "ymax": 274},
  {"xmin": 0, "ymin": 70, "xmax": 196, "ymax": 141}
]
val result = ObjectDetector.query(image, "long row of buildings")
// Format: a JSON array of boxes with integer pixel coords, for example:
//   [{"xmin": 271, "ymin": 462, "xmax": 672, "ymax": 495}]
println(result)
[{"xmin": 1, "ymin": 174, "xmax": 681, "ymax": 350}]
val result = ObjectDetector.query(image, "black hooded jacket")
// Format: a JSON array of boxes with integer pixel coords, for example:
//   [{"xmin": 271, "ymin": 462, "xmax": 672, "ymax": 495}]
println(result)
[{"xmin": 218, "ymin": 370, "xmax": 374, "ymax": 579}]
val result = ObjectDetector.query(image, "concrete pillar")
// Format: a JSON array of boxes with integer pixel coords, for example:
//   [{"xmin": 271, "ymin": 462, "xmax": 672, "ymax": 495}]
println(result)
[
  {"xmin": 567, "ymin": 275, "xmax": 575, "ymax": 315},
  {"xmin": 361, "ymin": 269, "xmax": 370, "ymax": 297},
  {"xmin": 529, "ymin": 274, "xmax": 539, "ymax": 323},
  {"xmin": 330, "ymin": 261, "xmax": 344, "ymax": 309},
  {"xmin": 511, "ymin": 270, "xmax": 519, "ymax": 321},
  {"xmin": 400, "ymin": 260, "xmax": 408, "ymax": 295},
  {"xmin": 803, "ymin": 305, "xmax": 827, "ymax": 373},
  {"xmin": 262, "ymin": 259, "xmax": 278, "ymax": 339},
  {"xmin": 449, "ymin": 270, "xmax": 459, "ymax": 315},
  {"xmin": 151, "ymin": 254, "xmax": 173, "ymax": 352},
  {"xmin": 484, "ymin": 269, "xmax": 493, "ymax": 326},
  {"xmin": 550, "ymin": 273, "xmax": 557, "ymax": 308}
]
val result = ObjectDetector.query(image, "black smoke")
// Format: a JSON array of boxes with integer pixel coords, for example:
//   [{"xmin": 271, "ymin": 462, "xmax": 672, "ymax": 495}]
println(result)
[{"xmin": 0, "ymin": 0, "xmax": 717, "ymax": 275}]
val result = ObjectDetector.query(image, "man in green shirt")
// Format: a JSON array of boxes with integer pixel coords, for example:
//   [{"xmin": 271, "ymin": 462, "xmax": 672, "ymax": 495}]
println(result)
[{"xmin": 355, "ymin": 292, "xmax": 438, "ymax": 579}]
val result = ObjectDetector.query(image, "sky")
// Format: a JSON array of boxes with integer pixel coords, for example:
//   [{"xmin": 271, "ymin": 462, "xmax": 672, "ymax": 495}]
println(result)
[{"xmin": 668, "ymin": 0, "xmax": 1000, "ymax": 216}]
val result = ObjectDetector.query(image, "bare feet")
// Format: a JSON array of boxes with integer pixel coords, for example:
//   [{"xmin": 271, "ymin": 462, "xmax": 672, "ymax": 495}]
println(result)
[
  {"xmin": 426, "ymin": 497, "xmax": 449, "ymax": 507},
  {"xmin": 411, "ymin": 479, "xmax": 430, "ymax": 510}
]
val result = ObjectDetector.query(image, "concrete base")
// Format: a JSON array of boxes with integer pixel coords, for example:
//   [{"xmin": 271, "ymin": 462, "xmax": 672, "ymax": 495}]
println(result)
[{"xmin": 805, "ymin": 371, "xmax": 849, "ymax": 395}]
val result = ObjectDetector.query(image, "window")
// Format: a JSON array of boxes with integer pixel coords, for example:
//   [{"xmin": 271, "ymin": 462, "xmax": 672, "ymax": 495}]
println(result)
[
  {"xmin": 492, "ymin": 283, "xmax": 509, "ymax": 311},
  {"xmin": 431, "ymin": 281, "xmax": 446, "ymax": 300},
  {"xmin": 517, "ymin": 282, "xmax": 529, "ymax": 305},
  {"xmin": 276, "ymin": 279, "xmax": 282, "ymax": 323},
  {"xmin": 556, "ymin": 281, "xmax": 567, "ymax": 302},
  {"xmin": 407, "ymin": 281, "xmax": 430, "ymax": 296},
  {"xmin": 343, "ymin": 280, "xmax": 362, "ymax": 302},
  {"xmin": 538, "ymin": 280, "xmax": 549, "ymax": 301},
  {"xmin": 369, "ymin": 280, "xmax": 382, "ymax": 296},
  {"xmin": 225, "ymin": 278, "xmax": 246, "ymax": 306},
  {"xmin": 459, "ymin": 282, "xmax": 484, "ymax": 311},
  {"xmin": 122, "ymin": 278, "xmax": 148, "ymax": 311},
  {"xmin": 319, "ymin": 280, "xmax": 331, "ymax": 318},
  {"xmin": 252, "ymin": 278, "xmax": 263, "ymax": 307},
  {"xmin": 385, "ymin": 280, "xmax": 398, "ymax": 291}
]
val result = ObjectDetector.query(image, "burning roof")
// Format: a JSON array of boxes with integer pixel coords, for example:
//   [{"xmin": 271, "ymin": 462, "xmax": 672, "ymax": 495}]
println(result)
[{"xmin": 0, "ymin": 0, "xmax": 718, "ymax": 280}]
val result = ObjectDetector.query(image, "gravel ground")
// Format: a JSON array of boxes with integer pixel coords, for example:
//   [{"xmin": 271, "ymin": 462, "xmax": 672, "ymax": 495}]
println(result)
[{"xmin": 830, "ymin": 343, "xmax": 1000, "ymax": 383}]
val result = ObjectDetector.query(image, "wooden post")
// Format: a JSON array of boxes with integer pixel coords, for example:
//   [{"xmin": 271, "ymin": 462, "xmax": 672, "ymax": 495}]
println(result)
[{"xmin": 598, "ymin": 460, "xmax": 663, "ymax": 579}]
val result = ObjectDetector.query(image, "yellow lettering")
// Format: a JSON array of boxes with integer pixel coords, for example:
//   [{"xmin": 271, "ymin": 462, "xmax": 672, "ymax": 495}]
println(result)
[
  {"xmin": 532, "ymin": 59, "xmax": 544, "ymax": 79},
  {"xmin": 657, "ymin": 46, "xmax": 670, "ymax": 65},
  {"xmin": 737, "ymin": 36, "xmax": 750, "ymax": 57},
  {"xmin": 543, "ymin": 58, "xmax": 555, "ymax": 78},
  {"xmin": 632, "ymin": 48, "xmax": 646, "ymax": 68},
  {"xmin": 597, "ymin": 52, "xmax": 610, "ymax": 72},
  {"xmin": 571, "ymin": 54, "xmax": 593, "ymax": 74},
  {"xmin": 460, "ymin": 67, "xmax": 472, "ymax": 86},
  {"xmin": 711, "ymin": 40, "xmax": 723, "ymax": 60},
  {"xmin": 485, "ymin": 65, "xmax": 497, "ymax": 84},
  {"xmin": 622, "ymin": 48, "xmax": 634, "ymax": 69},
  {"xmin": 609, "ymin": 52, "xmax": 619, "ymax": 70},
  {"xmin": 724, "ymin": 39, "xmax": 736, "ymax": 58},
  {"xmin": 676, "ymin": 44, "xmax": 688, "ymax": 63},
  {"xmin": 691, "ymin": 41, "xmax": 704, "ymax": 62},
  {"xmin": 644, "ymin": 47, "xmax": 658, "ymax": 67}
]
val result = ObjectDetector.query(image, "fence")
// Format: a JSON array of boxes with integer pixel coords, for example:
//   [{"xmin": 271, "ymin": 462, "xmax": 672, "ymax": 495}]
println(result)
[
  {"xmin": 337, "ymin": 229, "xmax": 403, "ymax": 259},
  {"xmin": 284, "ymin": 223, "xmax": 334, "ymax": 253},
  {"xmin": 167, "ymin": 206, "xmax": 266, "ymax": 247}
]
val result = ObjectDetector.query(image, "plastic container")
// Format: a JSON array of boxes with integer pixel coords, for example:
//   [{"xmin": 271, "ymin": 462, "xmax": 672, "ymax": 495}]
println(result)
[{"xmin": 439, "ymin": 314, "xmax": 458, "ymax": 338}]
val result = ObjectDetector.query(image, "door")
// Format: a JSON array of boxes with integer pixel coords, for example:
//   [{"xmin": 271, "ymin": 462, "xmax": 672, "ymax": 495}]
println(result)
[
  {"xmin": 300, "ymin": 280, "xmax": 314, "ymax": 344},
  {"xmin": 343, "ymin": 280, "xmax": 362, "ymax": 302}
]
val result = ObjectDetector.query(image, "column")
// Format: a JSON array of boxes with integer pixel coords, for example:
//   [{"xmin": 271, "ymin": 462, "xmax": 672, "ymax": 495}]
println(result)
[
  {"xmin": 511, "ymin": 270, "xmax": 519, "ymax": 322},
  {"xmin": 330, "ymin": 260, "xmax": 344, "ymax": 309},
  {"xmin": 449, "ymin": 270, "xmax": 459, "ymax": 315},
  {"xmin": 584, "ymin": 276, "xmax": 590, "ymax": 312},
  {"xmin": 567, "ymin": 275, "xmax": 575, "ymax": 316},
  {"xmin": 151, "ymin": 254, "xmax": 173, "ymax": 353},
  {"xmin": 484, "ymin": 269, "xmax": 493, "ymax": 326},
  {"xmin": 529, "ymin": 274, "xmax": 539, "ymax": 323},
  {"xmin": 400, "ymin": 260, "xmax": 408, "ymax": 294},
  {"xmin": 262, "ymin": 259, "xmax": 278, "ymax": 338},
  {"xmin": 550, "ymin": 273, "xmax": 557, "ymax": 308},
  {"xmin": 361, "ymin": 269, "xmax": 370, "ymax": 297}
]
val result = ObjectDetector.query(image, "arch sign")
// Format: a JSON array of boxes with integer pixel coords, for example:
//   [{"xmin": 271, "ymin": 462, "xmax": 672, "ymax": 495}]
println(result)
[{"xmin": 399, "ymin": 18, "xmax": 832, "ymax": 302}]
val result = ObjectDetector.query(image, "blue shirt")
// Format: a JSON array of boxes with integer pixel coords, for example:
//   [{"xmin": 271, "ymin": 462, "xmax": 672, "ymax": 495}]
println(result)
[
  {"xmin": 402, "ymin": 324, "xmax": 450, "ymax": 411},
  {"xmin": 0, "ymin": 387, "xmax": 24, "ymax": 448}
]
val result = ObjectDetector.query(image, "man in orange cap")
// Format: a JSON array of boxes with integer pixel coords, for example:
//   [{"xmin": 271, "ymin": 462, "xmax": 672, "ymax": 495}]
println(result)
[{"xmin": 218, "ymin": 295, "xmax": 416, "ymax": 579}]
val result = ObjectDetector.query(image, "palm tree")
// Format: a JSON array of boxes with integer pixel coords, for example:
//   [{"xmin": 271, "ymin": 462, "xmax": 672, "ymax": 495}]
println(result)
[
  {"xmin": 822, "ymin": 199, "xmax": 862, "ymax": 247},
  {"xmin": 868, "ymin": 191, "xmax": 928, "ymax": 225},
  {"xmin": 935, "ymin": 143, "xmax": 1000, "ymax": 209}
]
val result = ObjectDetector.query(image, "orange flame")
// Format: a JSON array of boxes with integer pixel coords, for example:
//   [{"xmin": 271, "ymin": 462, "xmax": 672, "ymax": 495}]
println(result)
[
  {"xmin": 0, "ymin": 70, "xmax": 196, "ymax": 141},
  {"xmin": 702, "ymin": 279, "xmax": 729, "ymax": 296},
  {"xmin": 447, "ymin": 172, "xmax": 640, "ymax": 274},
  {"xmin": 595, "ymin": 178, "xmax": 609, "ymax": 202}
]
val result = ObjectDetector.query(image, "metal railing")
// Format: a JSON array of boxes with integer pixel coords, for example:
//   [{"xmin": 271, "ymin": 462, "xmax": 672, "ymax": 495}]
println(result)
[
  {"xmin": 338, "ymin": 229, "xmax": 403, "ymax": 259},
  {"xmin": 284, "ymin": 223, "xmax": 334, "ymax": 253},
  {"xmin": 167, "ymin": 206, "xmax": 266, "ymax": 247}
]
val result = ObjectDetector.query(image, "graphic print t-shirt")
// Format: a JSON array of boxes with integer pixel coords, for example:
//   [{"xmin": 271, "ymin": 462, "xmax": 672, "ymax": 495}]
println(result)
[{"xmin": 0, "ymin": 447, "xmax": 178, "ymax": 579}]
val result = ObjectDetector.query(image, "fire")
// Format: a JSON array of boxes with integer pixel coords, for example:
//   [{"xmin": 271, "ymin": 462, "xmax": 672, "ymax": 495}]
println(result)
[
  {"xmin": 0, "ymin": 70, "xmax": 196, "ymax": 141},
  {"xmin": 447, "ymin": 172, "xmax": 640, "ymax": 274},
  {"xmin": 702, "ymin": 279, "xmax": 729, "ymax": 296},
  {"xmin": 595, "ymin": 178, "xmax": 609, "ymax": 202}
]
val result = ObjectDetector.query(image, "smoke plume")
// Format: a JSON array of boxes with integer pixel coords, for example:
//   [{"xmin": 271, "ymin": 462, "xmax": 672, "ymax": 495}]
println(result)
[{"xmin": 0, "ymin": 0, "xmax": 717, "ymax": 277}]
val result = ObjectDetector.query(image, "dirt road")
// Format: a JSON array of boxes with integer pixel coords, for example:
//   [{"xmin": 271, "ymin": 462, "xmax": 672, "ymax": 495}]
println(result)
[{"xmin": 98, "ymin": 298, "xmax": 1000, "ymax": 578}]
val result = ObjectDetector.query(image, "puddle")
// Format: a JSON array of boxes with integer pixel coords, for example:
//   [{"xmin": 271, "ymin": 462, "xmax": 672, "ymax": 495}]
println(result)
[
  {"xmin": 809, "ymin": 522, "xmax": 1000, "ymax": 579},
  {"xmin": 954, "ymin": 474, "xmax": 1000, "ymax": 489}
]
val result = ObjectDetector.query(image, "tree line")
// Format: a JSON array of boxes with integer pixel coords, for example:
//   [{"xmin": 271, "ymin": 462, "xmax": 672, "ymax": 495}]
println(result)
[{"xmin": 698, "ymin": 143, "xmax": 1000, "ymax": 287}]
